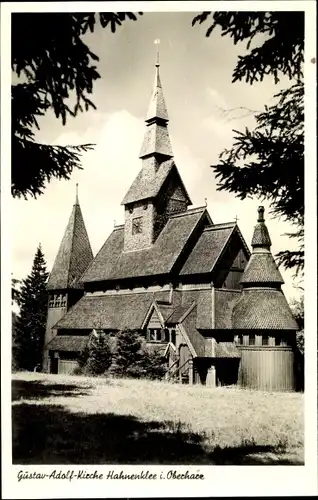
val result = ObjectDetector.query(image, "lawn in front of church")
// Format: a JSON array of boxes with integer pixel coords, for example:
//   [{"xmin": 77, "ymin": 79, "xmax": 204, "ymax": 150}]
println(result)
[{"xmin": 11, "ymin": 371, "xmax": 303, "ymax": 465}]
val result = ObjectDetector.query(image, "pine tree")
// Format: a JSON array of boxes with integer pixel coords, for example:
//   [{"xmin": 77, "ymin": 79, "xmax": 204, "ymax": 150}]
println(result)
[
  {"xmin": 12, "ymin": 12, "xmax": 142, "ymax": 199},
  {"xmin": 14, "ymin": 244, "xmax": 49, "ymax": 371},
  {"xmin": 110, "ymin": 330, "xmax": 143, "ymax": 377},
  {"xmin": 85, "ymin": 332, "xmax": 113, "ymax": 376},
  {"xmin": 192, "ymin": 12, "xmax": 304, "ymax": 275}
]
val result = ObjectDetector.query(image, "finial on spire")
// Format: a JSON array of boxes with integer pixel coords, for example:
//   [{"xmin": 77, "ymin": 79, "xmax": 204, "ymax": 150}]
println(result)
[
  {"xmin": 257, "ymin": 206, "xmax": 265, "ymax": 222},
  {"xmin": 234, "ymin": 215, "xmax": 239, "ymax": 223},
  {"xmin": 154, "ymin": 38, "xmax": 160, "ymax": 67},
  {"xmin": 75, "ymin": 183, "xmax": 79, "ymax": 205},
  {"xmin": 204, "ymin": 197, "xmax": 208, "ymax": 207}
]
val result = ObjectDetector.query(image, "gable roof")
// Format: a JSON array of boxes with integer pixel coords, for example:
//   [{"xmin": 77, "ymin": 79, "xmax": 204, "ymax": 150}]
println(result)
[
  {"xmin": 121, "ymin": 160, "xmax": 191, "ymax": 206},
  {"xmin": 165, "ymin": 305, "xmax": 193, "ymax": 325},
  {"xmin": 47, "ymin": 199, "xmax": 93, "ymax": 290},
  {"xmin": 180, "ymin": 223, "xmax": 249, "ymax": 276},
  {"xmin": 81, "ymin": 207, "xmax": 208, "ymax": 283}
]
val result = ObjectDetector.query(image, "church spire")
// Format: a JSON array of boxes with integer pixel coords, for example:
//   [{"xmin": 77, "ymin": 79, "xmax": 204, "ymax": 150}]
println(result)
[
  {"xmin": 139, "ymin": 39, "xmax": 173, "ymax": 159},
  {"xmin": 47, "ymin": 189, "xmax": 93, "ymax": 290},
  {"xmin": 240, "ymin": 206, "xmax": 284, "ymax": 288}
]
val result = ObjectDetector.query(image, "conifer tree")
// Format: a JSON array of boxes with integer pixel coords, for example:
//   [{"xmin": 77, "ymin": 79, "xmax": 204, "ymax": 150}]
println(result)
[
  {"xmin": 85, "ymin": 331, "xmax": 113, "ymax": 376},
  {"xmin": 12, "ymin": 12, "xmax": 142, "ymax": 199},
  {"xmin": 14, "ymin": 245, "xmax": 48, "ymax": 371},
  {"xmin": 110, "ymin": 330, "xmax": 143, "ymax": 376},
  {"xmin": 192, "ymin": 11, "xmax": 304, "ymax": 275}
]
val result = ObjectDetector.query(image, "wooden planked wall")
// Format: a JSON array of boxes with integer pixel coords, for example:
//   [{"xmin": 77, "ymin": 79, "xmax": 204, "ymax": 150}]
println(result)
[{"xmin": 238, "ymin": 347, "xmax": 295, "ymax": 391}]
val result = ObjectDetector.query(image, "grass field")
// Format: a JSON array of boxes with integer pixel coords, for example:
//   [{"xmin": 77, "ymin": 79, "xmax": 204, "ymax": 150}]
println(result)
[{"xmin": 12, "ymin": 371, "xmax": 304, "ymax": 465}]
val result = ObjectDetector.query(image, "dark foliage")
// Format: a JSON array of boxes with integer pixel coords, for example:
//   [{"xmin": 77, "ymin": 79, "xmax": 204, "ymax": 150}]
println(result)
[
  {"xmin": 110, "ymin": 330, "xmax": 166, "ymax": 380},
  {"xmin": 11, "ymin": 276, "xmax": 20, "ymax": 305},
  {"xmin": 290, "ymin": 295, "xmax": 304, "ymax": 355},
  {"xmin": 126, "ymin": 349, "xmax": 167, "ymax": 380},
  {"xmin": 192, "ymin": 12, "xmax": 304, "ymax": 275},
  {"xmin": 109, "ymin": 330, "xmax": 143, "ymax": 376},
  {"xmin": 12, "ymin": 12, "xmax": 142, "ymax": 198},
  {"xmin": 85, "ymin": 331, "xmax": 113, "ymax": 376},
  {"xmin": 192, "ymin": 12, "xmax": 304, "ymax": 84},
  {"xmin": 13, "ymin": 245, "xmax": 49, "ymax": 370}
]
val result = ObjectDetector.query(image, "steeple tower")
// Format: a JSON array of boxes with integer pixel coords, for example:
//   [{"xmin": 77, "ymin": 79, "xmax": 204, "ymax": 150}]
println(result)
[
  {"xmin": 139, "ymin": 40, "xmax": 173, "ymax": 161},
  {"xmin": 43, "ymin": 186, "xmax": 94, "ymax": 371},
  {"xmin": 47, "ymin": 186, "xmax": 93, "ymax": 290},
  {"xmin": 121, "ymin": 42, "xmax": 192, "ymax": 253}
]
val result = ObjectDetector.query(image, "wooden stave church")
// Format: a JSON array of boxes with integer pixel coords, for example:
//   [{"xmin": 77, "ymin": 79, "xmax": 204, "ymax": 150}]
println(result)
[{"xmin": 43, "ymin": 58, "xmax": 298, "ymax": 391}]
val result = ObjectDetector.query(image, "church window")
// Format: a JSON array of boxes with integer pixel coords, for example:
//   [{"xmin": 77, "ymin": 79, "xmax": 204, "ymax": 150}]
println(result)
[
  {"xmin": 249, "ymin": 334, "xmax": 255, "ymax": 346},
  {"xmin": 262, "ymin": 335, "xmax": 269, "ymax": 346},
  {"xmin": 280, "ymin": 337, "xmax": 288, "ymax": 347},
  {"xmin": 147, "ymin": 328, "xmax": 161, "ymax": 342},
  {"xmin": 132, "ymin": 217, "xmax": 143, "ymax": 235},
  {"xmin": 235, "ymin": 334, "xmax": 243, "ymax": 345}
]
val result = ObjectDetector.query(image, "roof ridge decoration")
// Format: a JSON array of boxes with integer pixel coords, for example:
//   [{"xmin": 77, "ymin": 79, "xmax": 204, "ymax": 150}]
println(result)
[
  {"xmin": 251, "ymin": 205, "xmax": 272, "ymax": 248},
  {"xmin": 47, "ymin": 187, "xmax": 94, "ymax": 290},
  {"xmin": 203, "ymin": 222, "xmax": 236, "ymax": 231}
]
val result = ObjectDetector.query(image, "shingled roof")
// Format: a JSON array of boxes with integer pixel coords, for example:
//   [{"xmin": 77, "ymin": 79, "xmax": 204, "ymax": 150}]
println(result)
[
  {"xmin": 46, "ymin": 335, "xmax": 89, "ymax": 352},
  {"xmin": 145, "ymin": 65, "xmax": 169, "ymax": 122},
  {"xmin": 235, "ymin": 207, "xmax": 296, "ymax": 330},
  {"xmin": 180, "ymin": 223, "xmax": 237, "ymax": 275},
  {"xmin": 47, "ymin": 195, "xmax": 93, "ymax": 290},
  {"xmin": 233, "ymin": 289, "xmax": 299, "ymax": 330},
  {"xmin": 121, "ymin": 160, "xmax": 191, "ymax": 206},
  {"xmin": 54, "ymin": 292, "xmax": 170, "ymax": 330},
  {"xmin": 240, "ymin": 206, "xmax": 284, "ymax": 287},
  {"xmin": 240, "ymin": 252, "xmax": 284, "ymax": 285},
  {"xmin": 251, "ymin": 206, "xmax": 272, "ymax": 247},
  {"xmin": 214, "ymin": 289, "xmax": 241, "ymax": 329},
  {"xmin": 81, "ymin": 207, "xmax": 208, "ymax": 283}
]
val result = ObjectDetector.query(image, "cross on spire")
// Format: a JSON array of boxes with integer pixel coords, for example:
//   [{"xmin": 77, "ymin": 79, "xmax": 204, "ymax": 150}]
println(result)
[
  {"xmin": 154, "ymin": 38, "xmax": 160, "ymax": 67},
  {"xmin": 234, "ymin": 215, "xmax": 239, "ymax": 223}
]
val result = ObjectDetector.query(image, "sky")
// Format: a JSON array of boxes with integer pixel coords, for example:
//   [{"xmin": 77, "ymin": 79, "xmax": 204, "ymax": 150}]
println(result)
[{"xmin": 11, "ymin": 11, "xmax": 303, "ymax": 303}]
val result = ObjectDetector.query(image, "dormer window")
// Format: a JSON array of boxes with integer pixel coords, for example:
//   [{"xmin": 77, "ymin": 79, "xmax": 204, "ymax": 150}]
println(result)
[{"xmin": 132, "ymin": 217, "xmax": 143, "ymax": 235}]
